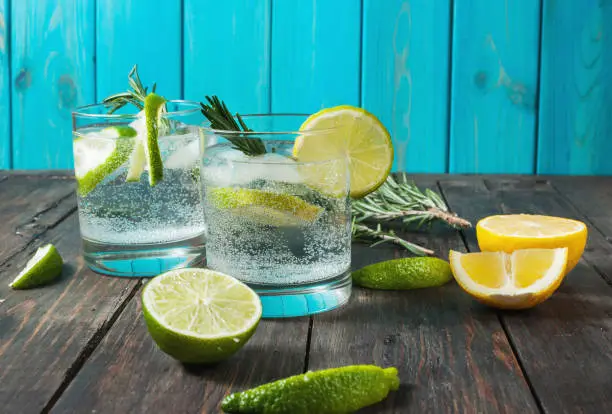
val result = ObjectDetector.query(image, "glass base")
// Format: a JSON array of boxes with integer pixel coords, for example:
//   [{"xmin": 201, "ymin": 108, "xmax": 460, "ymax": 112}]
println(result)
[
  {"xmin": 82, "ymin": 234, "xmax": 206, "ymax": 277},
  {"xmin": 248, "ymin": 271, "xmax": 352, "ymax": 318}
]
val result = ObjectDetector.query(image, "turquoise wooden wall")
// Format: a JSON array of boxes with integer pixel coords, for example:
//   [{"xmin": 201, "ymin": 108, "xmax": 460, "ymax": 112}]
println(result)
[{"xmin": 0, "ymin": 0, "xmax": 611, "ymax": 174}]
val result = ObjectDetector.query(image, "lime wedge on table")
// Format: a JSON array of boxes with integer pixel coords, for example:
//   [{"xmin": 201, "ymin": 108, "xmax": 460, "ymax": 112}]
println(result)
[
  {"xmin": 352, "ymin": 257, "xmax": 452, "ymax": 290},
  {"xmin": 142, "ymin": 268, "xmax": 262, "ymax": 364},
  {"xmin": 142, "ymin": 93, "xmax": 167, "ymax": 186},
  {"xmin": 209, "ymin": 187, "xmax": 323, "ymax": 227},
  {"xmin": 222, "ymin": 365, "xmax": 399, "ymax": 413},
  {"xmin": 294, "ymin": 105, "xmax": 394, "ymax": 198},
  {"xmin": 74, "ymin": 126, "xmax": 137, "ymax": 196},
  {"xmin": 9, "ymin": 244, "xmax": 63, "ymax": 289}
]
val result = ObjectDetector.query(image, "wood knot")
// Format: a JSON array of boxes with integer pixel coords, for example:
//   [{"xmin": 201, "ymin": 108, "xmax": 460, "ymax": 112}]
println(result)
[
  {"xmin": 14, "ymin": 68, "xmax": 31, "ymax": 90},
  {"xmin": 58, "ymin": 75, "xmax": 77, "ymax": 108},
  {"xmin": 474, "ymin": 71, "xmax": 487, "ymax": 89}
]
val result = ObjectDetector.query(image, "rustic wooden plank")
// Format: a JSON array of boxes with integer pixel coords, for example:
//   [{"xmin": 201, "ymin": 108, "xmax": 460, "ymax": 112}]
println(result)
[
  {"xmin": 538, "ymin": 0, "xmax": 612, "ymax": 174},
  {"xmin": 183, "ymin": 0, "xmax": 271, "ymax": 113},
  {"xmin": 551, "ymin": 176, "xmax": 612, "ymax": 243},
  {"xmin": 307, "ymin": 177, "xmax": 538, "ymax": 413},
  {"xmin": 0, "ymin": 212, "xmax": 140, "ymax": 413},
  {"xmin": 450, "ymin": 0, "xmax": 540, "ymax": 173},
  {"xmin": 0, "ymin": 0, "xmax": 10, "ymax": 169},
  {"xmin": 362, "ymin": 0, "xmax": 451, "ymax": 173},
  {"xmin": 0, "ymin": 176, "xmax": 76, "ymax": 266},
  {"xmin": 439, "ymin": 177, "xmax": 612, "ymax": 414},
  {"xmin": 11, "ymin": 0, "xmax": 95, "ymax": 169},
  {"xmin": 96, "ymin": 0, "xmax": 182, "ymax": 100},
  {"xmin": 51, "ymin": 295, "xmax": 309, "ymax": 411},
  {"xmin": 271, "ymin": 0, "xmax": 361, "ymax": 112}
]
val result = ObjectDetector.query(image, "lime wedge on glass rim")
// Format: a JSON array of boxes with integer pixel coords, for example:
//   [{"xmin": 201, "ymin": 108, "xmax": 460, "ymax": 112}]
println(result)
[
  {"xmin": 142, "ymin": 92, "xmax": 167, "ymax": 186},
  {"xmin": 208, "ymin": 187, "xmax": 323, "ymax": 227},
  {"xmin": 294, "ymin": 105, "xmax": 394, "ymax": 199},
  {"xmin": 141, "ymin": 268, "xmax": 262, "ymax": 364},
  {"xmin": 74, "ymin": 125, "xmax": 137, "ymax": 196},
  {"xmin": 9, "ymin": 244, "xmax": 63, "ymax": 289}
]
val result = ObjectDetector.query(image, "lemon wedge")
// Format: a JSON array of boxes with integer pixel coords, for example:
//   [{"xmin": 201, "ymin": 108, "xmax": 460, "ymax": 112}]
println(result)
[{"xmin": 449, "ymin": 248, "xmax": 568, "ymax": 309}]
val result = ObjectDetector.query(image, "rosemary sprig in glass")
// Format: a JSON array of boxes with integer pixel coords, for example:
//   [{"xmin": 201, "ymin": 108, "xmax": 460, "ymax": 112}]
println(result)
[
  {"xmin": 102, "ymin": 65, "xmax": 156, "ymax": 113},
  {"xmin": 200, "ymin": 96, "xmax": 267, "ymax": 156}
]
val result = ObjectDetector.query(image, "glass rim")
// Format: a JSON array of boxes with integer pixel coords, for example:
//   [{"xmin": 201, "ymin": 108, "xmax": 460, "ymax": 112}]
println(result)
[
  {"xmin": 72, "ymin": 100, "xmax": 202, "ymax": 119},
  {"xmin": 201, "ymin": 113, "xmax": 339, "ymax": 136}
]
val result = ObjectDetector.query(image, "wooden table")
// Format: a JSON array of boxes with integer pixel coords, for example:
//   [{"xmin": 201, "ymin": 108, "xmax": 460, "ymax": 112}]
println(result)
[{"xmin": 0, "ymin": 172, "xmax": 611, "ymax": 414}]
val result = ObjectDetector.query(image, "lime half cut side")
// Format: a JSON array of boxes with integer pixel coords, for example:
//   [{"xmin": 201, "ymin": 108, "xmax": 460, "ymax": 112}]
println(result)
[
  {"xmin": 209, "ymin": 187, "xmax": 324, "ymax": 227},
  {"xmin": 74, "ymin": 126, "xmax": 137, "ymax": 196},
  {"xmin": 10, "ymin": 244, "xmax": 63, "ymax": 289},
  {"xmin": 141, "ymin": 268, "xmax": 262, "ymax": 364},
  {"xmin": 295, "ymin": 105, "xmax": 393, "ymax": 199},
  {"xmin": 143, "ymin": 93, "xmax": 167, "ymax": 186}
]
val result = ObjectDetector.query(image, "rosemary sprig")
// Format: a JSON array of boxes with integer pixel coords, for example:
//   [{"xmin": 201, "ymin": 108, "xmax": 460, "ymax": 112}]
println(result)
[
  {"xmin": 352, "ymin": 174, "xmax": 471, "ymax": 229},
  {"xmin": 102, "ymin": 65, "xmax": 156, "ymax": 113},
  {"xmin": 350, "ymin": 174, "xmax": 471, "ymax": 255},
  {"xmin": 200, "ymin": 96, "xmax": 267, "ymax": 156},
  {"xmin": 352, "ymin": 220, "xmax": 434, "ymax": 256}
]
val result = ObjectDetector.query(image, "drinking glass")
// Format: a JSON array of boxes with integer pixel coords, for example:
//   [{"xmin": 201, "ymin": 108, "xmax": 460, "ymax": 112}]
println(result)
[
  {"xmin": 72, "ymin": 101, "xmax": 206, "ymax": 277},
  {"xmin": 201, "ymin": 114, "xmax": 352, "ymax": 318}
]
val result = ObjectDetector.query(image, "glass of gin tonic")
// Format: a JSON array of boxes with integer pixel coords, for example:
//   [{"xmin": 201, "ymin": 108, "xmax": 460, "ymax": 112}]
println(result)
[
  {"xmin": 72, "ymin": 100, "xmax": 206, "ymax": 277},
  {"xmin": 201, "ymin": 114, "xmax": 352, "ymax": 318}
]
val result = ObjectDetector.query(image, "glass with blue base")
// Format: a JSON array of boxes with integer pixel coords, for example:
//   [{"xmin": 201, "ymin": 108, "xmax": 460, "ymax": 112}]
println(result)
[
  {"xmin": 201, "ymin": 114, "xmax": 352, "ymax": 318},
  {"xmin": 72, "ymin": 101, "xmax": 206, "ymax": 277}
]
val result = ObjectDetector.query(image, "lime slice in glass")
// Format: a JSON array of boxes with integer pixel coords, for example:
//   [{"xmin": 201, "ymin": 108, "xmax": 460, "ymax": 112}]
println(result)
[
  {"xmin": 209, "ymin": 187, "xmax": 323, "ymax": 227},
  {"xmin": 143, "ymin": 93, "xmax": 167, "ymax": 186},
  {"xmin": 10, "ymin": 244, "xmax": 63, "ymax": 289},
  {"xmin": 294, "ymin": 105, "xmax": 394, "ymax": 199},
  {"xmin": 74, "ymin": 126, "xmax": 137, "ymax": 196},
  {"xmin": 141, "ymin": 268, "xmax": 262, "ymax": 364}
]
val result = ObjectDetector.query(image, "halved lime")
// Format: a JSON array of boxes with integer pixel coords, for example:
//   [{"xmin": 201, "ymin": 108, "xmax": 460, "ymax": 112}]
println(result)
[
  {"xmin": 143, "ymin": 93, "xmax": 167, "ymax": 186},
  {"xmin": 209, "ymin": 187, "xmax": 323, "ymax": 227},
  {"xmin": 141, "ymin": 268, "xmax": 262, "ymax": 364},
  {"xmin": 10, "ymin": 244, "xmax": 63, "ymax": 289},
  {"xmin": 222, "ymin": 365, "xmax": 399, "ymax": 413},
  {"xmin": 74, "ymin": 126, "xmax": 137, "ymax": 196},
  {"xmin": 295, "ymin": 105, "xmax": 394, "ymax": 198}
]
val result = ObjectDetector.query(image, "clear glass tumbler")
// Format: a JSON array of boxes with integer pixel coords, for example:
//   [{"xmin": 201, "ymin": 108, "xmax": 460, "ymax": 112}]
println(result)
[
  {"xmin": 72, "ymin": 101, "xmax": 206, "ymax": 277},
  {"xmin": 201, "ymin": 114, "xmax": 352, "ymax": 318}
]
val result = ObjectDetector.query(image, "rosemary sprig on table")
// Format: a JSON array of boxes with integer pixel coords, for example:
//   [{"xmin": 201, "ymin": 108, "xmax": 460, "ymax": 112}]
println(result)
[
  {"xmin": 353, "ymin": 174, "xmax": 471, "ymax": 229},
  {"xmin": 351, "ymin": 175, "xmax": 471, "ymax": 255},
  {"xmin": 352, "ymin": 220, "xmax": 434, "ymax": 256},
  {"xmin": 200, "ymin": 96, "xmax": 267, "ymax": 156},
  {"xmin": 102, "ymin": 65, "xmax": 156, "ymax": 113}
]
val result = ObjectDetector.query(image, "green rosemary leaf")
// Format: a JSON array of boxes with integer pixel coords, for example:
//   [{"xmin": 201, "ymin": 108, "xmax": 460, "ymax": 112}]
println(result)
[{"xmin": 200, "ymin": 95, "xmax": 266, "ymax": 157}]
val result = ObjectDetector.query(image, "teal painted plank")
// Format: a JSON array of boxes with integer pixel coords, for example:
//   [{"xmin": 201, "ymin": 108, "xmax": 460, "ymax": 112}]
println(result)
[
  {"xmin": 538, "ymin": 0, "xmax": 612, "ymax": 175},
  {"xmin": 450, "ymin": 0, "xmax": 540, "ymax": 174},
  {"xmin": 96, "ymin": 0, "xmax": 181, "ymax": 101},
  {"xmin": 184, "ymin": 0, "xmax": 270, "ymax": 113},
  {"xmin": 362, "ymin": 0, "xmax": 451, "ymax": 173},
  {"xmin": 271, "ymin": 0, "xmax": 360, "ymax": 112},
  {"xmin": 11, "ymin": 0, "xmax": 95, "ymax": 169},
  {"xmin": 0, "ymin": 0, "xmax": 9, "ymax": 168}
]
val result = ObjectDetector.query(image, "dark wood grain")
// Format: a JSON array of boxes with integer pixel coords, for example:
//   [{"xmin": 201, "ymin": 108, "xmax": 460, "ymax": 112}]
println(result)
[
  {"xmin": 51, "ymin": 294, "xmax": 309, "ymax": 413},
  {"xmin": 439, "ymin": 177, "xmax": 612, "ymax": 414},
  {"xmin": 0, "ymin": 213, "xmax": 139, "ymax": 413},
  {"xmin": 551, "ymin": 176, "xmax": 612, "ymax": 285},
  {"xmin": 307, "ymin": 178, "xmax": 539, "ymax": 414},
  {"xmin": 0, "ymin": 176, "xmax": 77, "ymax": 266}
]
